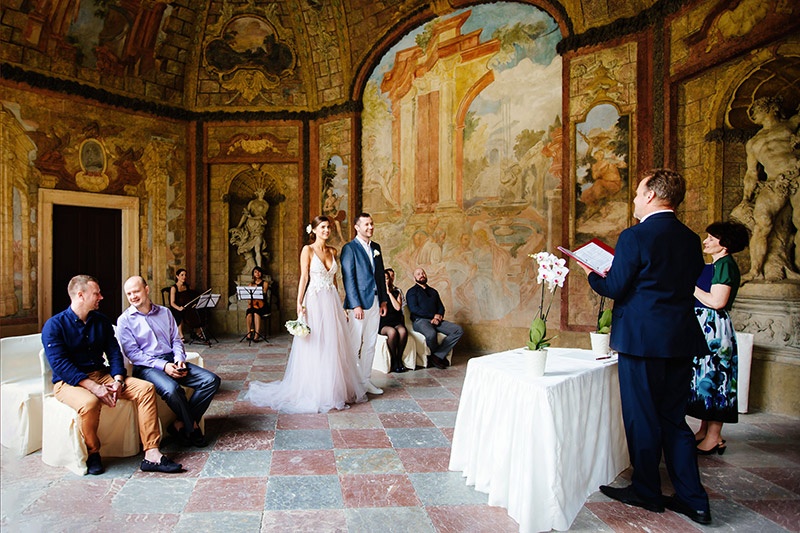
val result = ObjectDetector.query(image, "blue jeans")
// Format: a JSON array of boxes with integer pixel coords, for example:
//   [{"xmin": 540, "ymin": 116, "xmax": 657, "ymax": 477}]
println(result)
[{"xmin": 133, "ymin": 357, "xmax": 220, "ymax": 431}]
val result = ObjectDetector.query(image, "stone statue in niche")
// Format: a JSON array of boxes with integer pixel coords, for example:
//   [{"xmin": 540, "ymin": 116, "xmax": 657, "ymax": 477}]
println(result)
[
  {"xmin": 229, "ymin": 188, "xmax": 269, "ymax": 271},
  {"xmin": 731, "ymin": 97, "xmax": 800, "ymax": 283}
]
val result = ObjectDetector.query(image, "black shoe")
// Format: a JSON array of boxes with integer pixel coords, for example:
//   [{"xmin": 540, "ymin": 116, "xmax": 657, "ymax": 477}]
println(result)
[
  {"xmin": 427, "ymin": 356, "xmax": 447, "ymax": 369},
  {"xmin": 141, "ymin": 456, "xmax": 183, "ymax": 473},
  {"xmin": 189, "ymin": 427, "xmax": 208, "ymax": 447},
  {"xmin": 599, "ymin": 485, "xmax": 664, "ymax": 513},
  {"xmin": 86, "ymin": 452, "xmax": 105, "ymax": 475},
  {"xmin": 167, "ymin": 422, "xmax": 191, "ymax": 447},
  {"xmin": 391, "ymin": 365, "xmax": 409, "ymax": 373},
  {"xmin": 696, "ymin": 443, "xmax": 726, "ymax": 455},
  {"xmin": 664, "ymin": 495, "xmax": 712, "ymax": 525}
]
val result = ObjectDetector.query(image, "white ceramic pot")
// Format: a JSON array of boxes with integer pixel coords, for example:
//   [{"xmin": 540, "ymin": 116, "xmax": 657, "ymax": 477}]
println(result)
[
  {"xmin": 590, "ymin": 332, "xmax": 610, "ymax": 356},
  {"xmin": 526, "ymin": 348, "xmax": 548, "ymax": 377}
]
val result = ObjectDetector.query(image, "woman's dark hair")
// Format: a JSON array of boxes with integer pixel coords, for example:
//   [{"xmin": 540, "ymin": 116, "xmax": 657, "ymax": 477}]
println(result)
[
  {"xmin": 174, "ymin": 268, "xmax": 190, "ymax": 289},
  {"xmin": 707, "ymin": 221, "xmax": 750, "ymax": 254},
  {"xmin": 309, "ymin": 215, "xmax": 331, "ymax": 242},
  {"xmin": 251, "ymin": 266, "xmax": 265, "ymax": 283}
]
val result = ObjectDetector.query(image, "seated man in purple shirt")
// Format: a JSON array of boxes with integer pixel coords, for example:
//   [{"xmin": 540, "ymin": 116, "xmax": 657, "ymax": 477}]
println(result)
[
  {"xmin": 117, "ymin": 276, "xmax": 220, "ymax": 447},
  {"xmin": 42, "ymin": 275, "xmax": 182, "ymax": 475}
]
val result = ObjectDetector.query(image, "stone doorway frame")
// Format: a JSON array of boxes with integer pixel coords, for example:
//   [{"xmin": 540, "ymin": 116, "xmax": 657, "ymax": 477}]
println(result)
[{"xmin": 38, "ymin": 189, "xmax": 139, "ymax": 327}]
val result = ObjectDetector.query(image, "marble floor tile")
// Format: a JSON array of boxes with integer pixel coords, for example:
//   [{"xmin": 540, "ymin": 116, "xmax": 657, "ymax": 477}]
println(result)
[
  {"xmin": 213, "ymin": 430, "xmax": 275, "ymax": 451},
  {"xmin": 262, "ymin": 509, "xmax": 348, "ymax": 532},
  {"xmin": 427, "ymin": 503, "xmax": 520, "ymax": 532},
  {"xmin": 265, "ymin": 475, "xmax": 343, "ymax": 510},
  {"xmin": 175, "ymin": 511, "xmax": 262, "ymax": 533},
  {"xmin": 344, "ymin": 507, "xmax": 435, "ymax": 533},
  {"xmin": 586, "ymin": 502, "xmax": 697, "ymax": 533},
  {"xmin": 184, "ymin": 477, "xmax": 267, "ymax": 512},
  {"xmin": 416, "ymin": 398, "xmax": 460, "ymax": 412},
  {"xmin": 404, "ymin": 386, "xmax": 455, "ymax": 399},
  {"xmin": 113, "ymin": 478, "xmax": 196, "ymax": 514},
  {"xmin": 270, "ymin": 449, "xmax": 337, "ymax": 475},
  {"xmin": 331, "ymin": 429, "xmax": 392, "ymax": 449},
  {"xmin": 396, "ymin": 447, "xmax": 452, "ymax": 473},
  {"xmin": 200, "ymin": 450, "xmax": 271, "ymax": 478},
  {"xmin": 335, "ymin": 448, "xmax": 404, "ymax": 475},
  {"xmin": 385, "ymin": 427, "xmax": 450, "ymax": 448},
  {"xmin": 379, "ymin": 412, "xmax": 434, "ymax": 428},
  {"xmin": 744, "ymin": 467, "xmax": 800, "ymax": 494},
  {"xmin": 327, "ymin": 412, "xmax": 384, "ymax": 430},
  {"xmin": 369, "ymin": 399, "xmax": 423, "ymax": 414},
  {"xmin": 339, "ymin": 474, "xmax": 420, "ymax": 507},
  {"xmin": 273, "ymin": 429, "xmax": 334, "ymax": 450},
  {"xmin": 737, "ymin": 500, "xmax": 800, "ymax": 532},
  {"xmin": 277, "ymin": 413, "xmax": 330, "ymax": 430}
]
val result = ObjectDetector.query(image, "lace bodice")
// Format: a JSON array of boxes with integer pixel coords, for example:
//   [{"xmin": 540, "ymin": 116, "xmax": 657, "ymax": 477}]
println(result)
[{"xmin": 307, "ymin": 252, "xmax": 338, "ymax": 296}]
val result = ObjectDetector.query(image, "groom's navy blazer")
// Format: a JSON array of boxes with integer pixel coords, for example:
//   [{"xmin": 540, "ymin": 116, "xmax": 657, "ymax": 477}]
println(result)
[
  {"xmin": 587, "ymin": 211, "xmax": 708, "ymax": 359},
  {"xmin": 340, "ymin": 237, "xmax": 388, "ymax": 310}
]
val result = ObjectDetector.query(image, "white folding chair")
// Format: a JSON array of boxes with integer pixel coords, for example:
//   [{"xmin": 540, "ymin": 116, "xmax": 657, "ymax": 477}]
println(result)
[{"xmin": 1, "ymin": 334, "xmax": 45, "ymax": 455}]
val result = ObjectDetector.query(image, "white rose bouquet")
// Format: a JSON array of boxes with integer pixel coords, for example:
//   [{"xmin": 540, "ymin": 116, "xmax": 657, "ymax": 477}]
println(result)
[{"xmin": 285, "ymin": 317, "xmax": 311, "ymax": 337}]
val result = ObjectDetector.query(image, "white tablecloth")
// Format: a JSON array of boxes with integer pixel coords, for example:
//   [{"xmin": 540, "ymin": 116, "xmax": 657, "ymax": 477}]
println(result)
[{"xmin": 449, "ymin": 348, "xmax": 629, "ymax": 533}]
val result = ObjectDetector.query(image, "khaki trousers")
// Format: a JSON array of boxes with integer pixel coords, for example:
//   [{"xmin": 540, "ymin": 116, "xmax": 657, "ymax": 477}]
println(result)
[{"xmin": 54, "ymin": 371, "xmax": 160, "ymax": 455}]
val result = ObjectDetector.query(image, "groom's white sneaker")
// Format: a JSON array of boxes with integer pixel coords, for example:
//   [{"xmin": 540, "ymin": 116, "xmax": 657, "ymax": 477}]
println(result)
[{"xmin": 365, "ymin": 382, "xmax": 383, "ymax": 395}]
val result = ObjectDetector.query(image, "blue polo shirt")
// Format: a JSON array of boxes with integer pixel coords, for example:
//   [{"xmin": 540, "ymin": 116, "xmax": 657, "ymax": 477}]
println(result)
[{"xmin": 42, "ymin": 307, "xmax": 126, "ymax": 385}]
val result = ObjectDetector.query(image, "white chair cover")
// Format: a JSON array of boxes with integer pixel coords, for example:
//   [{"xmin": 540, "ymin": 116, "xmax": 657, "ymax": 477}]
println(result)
[
  {"xmin": 1, "ymin": 334, "xmax": 44, "ymax": 455},
  {"xmin": 38, "ymin": 348, "xmax": 140, "ymax": 475}
]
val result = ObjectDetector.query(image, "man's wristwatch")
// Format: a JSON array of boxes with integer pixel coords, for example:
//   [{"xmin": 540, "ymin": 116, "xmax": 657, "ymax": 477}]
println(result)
[{"xmin": 114, "ymin": 378, "xmax": 125, "ymax": 387}]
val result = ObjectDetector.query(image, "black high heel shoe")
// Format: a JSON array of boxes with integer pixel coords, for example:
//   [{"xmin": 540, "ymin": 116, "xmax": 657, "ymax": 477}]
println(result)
[{"xmin": 696, "ymin": 443, "xmax": 726, "ymax": 455}]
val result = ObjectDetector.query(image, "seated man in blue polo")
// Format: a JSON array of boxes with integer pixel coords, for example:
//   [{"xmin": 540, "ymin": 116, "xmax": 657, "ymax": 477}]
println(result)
[
  {"xmin": 42, "ymin": 275, "xmax": 182, "ymax": 475},
  {"xmin": 117, "ymin": 276, "xmax": 221, "ymax": 447},
  {"xmin": 405, "ymin": 267, "xmax": 463, "ymax": 369}
]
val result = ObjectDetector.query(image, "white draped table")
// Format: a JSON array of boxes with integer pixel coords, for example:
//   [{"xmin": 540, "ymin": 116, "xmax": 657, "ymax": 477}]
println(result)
[{"xmin": 449, "ymin": 348, "xmax": 629, "ymax": 533}]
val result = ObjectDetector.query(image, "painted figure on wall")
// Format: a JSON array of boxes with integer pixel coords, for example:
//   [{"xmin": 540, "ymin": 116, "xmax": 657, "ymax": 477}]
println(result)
[
  {"xmin": 230, "ymin": 188, "xmax": 270, "ymax": 270},
  {"xmin": 321, "ymin": 156, "xmax": 348, "ymax": 246},
  {"xmin": 575, "ymin": 104, "xmax": 630, "ymax": 242},
  {"xmin": 362, "ymin": 2, "xmax": 562, "ymax": 328},
  {"xmin": 731, "ymin": 97, "xmax": 800, "ymax": 283}
]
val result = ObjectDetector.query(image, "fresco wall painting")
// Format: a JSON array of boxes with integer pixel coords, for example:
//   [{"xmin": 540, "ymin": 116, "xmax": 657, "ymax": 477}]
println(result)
[
  {"xmin": 566, "ymin": 42, "xmax": 637, "ymax": 329},
  {"xmin": 362, "ymin": 3, "xmax": 563, "ymax": 339},
  {"xmin": 0, "ymin": 86, "xmax": 187, "ymax": 326}
]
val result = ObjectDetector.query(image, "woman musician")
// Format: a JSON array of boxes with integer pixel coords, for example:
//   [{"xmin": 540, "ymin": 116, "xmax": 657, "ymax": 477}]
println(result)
[
  {"xmin": 245, "ymin": 266, "xmax": 270, "ymax": 341},
  {"xmin": 169, "ymin": 268, "xmax": 208, "ymax": 342}
]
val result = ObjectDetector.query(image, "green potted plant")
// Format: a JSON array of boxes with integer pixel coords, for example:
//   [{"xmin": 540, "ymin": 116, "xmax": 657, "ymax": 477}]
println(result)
[{"xmin": 590, "ymin": 296, "xmax": 612, "ymax": 355}]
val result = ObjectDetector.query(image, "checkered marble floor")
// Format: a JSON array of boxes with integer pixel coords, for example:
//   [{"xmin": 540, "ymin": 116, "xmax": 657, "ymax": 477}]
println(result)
[{"xmin": 2, "ymin": 335, "xmax": 799, "ymax": 532}]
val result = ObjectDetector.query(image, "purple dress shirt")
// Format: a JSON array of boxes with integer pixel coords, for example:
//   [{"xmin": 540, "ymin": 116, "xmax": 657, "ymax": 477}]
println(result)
[{"xmin": 116, "ymin": 303, "xmax": 185, "ymax": 370}]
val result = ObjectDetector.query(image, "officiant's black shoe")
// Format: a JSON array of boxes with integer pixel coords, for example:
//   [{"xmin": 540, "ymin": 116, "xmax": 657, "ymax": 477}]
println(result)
[
  {"xmin": 599, "ymin": 485, "xmax": 664, "ymax": 513},
  {"xmin": 86, "ymin": 452, "xmax": 105, "ymax": 475},
  {"xmin": 664, "ymin": 495, "xmax": 712, "ymax": 525},
  {"xmin": 427, "ymin": 356, "xmax": 447, "ymax": 369}
]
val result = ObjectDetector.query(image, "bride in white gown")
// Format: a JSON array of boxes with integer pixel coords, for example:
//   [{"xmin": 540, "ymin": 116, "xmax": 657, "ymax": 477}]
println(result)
[{"xmin": 248, "ymin": 215, "xmax": 367, "ymax": 413}]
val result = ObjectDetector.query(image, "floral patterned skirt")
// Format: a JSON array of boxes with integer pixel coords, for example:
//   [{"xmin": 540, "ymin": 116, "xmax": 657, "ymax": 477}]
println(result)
[{"xmin": 687, "ymin": 307, "xmax": 738, "ymax": 423}]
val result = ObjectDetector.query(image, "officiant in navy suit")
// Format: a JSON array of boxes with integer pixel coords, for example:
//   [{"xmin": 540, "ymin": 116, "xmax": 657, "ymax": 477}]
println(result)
[
  {"xmin": 341, "ymin": 213, "xmax": 388, "ymax": 395},
  {"xmin": 582, "ymin": 169, "xmax": 712, "ymax": 525}
]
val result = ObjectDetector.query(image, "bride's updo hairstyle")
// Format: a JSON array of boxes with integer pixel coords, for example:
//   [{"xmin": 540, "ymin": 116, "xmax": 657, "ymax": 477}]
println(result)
[{"xmin": 308, "ymin": 215, "xmax": 331, "ymax": 242}]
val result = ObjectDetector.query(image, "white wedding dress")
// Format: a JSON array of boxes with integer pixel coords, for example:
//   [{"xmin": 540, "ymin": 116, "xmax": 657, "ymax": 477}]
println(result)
[{"xmin": 247, "ymin": 253, "xmax": 367, "ymax": 413}]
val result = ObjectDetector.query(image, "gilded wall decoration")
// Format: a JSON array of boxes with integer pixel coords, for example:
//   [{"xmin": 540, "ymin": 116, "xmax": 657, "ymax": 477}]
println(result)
[
  {"xmin": 362, "ymin": 3, "xmax": 563, "ymax": 331},
  {"xmin": 203, "ymin": 3, "xmax": 296, "ymax": 104}
]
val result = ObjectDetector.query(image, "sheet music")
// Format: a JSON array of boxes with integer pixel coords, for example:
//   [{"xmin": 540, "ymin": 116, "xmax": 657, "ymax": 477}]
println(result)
[{"xmin": 236, "ymin": 286, "xmax": 264, "ymax": 300}]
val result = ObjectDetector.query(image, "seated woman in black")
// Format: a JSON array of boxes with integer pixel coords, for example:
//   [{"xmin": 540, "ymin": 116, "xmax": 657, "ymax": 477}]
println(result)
[
  {"xmin": 169, "ymin": 268, "xmax": 205, "ymax": 341},
  {"xmin": 380, "ymin": 268, "xmax": 410, "ymax": 373},
  {"xmin": 246, "ymin": 266, "xmax": 270, "ymax": 341}
]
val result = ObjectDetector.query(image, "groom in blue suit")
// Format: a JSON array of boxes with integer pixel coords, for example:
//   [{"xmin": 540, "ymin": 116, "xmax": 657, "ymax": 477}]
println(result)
[
  {"xmin": 583, "ymin": 169, "xmax": 712, "ymax": 525},
  {"xmin": 341, "ymin": 213, "xmax": 388, "ymax": 395}
]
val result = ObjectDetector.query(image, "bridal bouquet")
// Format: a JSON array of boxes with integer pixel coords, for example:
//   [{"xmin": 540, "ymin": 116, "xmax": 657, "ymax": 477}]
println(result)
[
  {"xmin": 285, "ymin": 317, "xmax": 311, "ymax": 337},
  {"xmin": 527, "ymin": 251, "xmax": 569, "ymax": 350}
]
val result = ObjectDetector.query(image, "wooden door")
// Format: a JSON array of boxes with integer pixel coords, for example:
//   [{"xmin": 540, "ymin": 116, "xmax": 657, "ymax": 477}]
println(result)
[{"xmin": 51, "ymin": 205, "xmax": 123, "ymax": 321}]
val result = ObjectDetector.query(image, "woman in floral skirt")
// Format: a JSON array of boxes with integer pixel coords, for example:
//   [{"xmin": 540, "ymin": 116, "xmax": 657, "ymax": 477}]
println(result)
[{"xmin": 689, "ymin": 221, "xmax": 750, "ymax": 455}]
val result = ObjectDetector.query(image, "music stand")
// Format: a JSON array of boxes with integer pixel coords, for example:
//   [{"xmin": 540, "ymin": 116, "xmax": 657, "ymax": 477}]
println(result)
[
  {"xmin": 194, "ymin": 293, "xmax": 220, "ymax": 345},
  {"xmin": 237, "ymin": 286, "xmax": 268, "ymax": 345}
]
